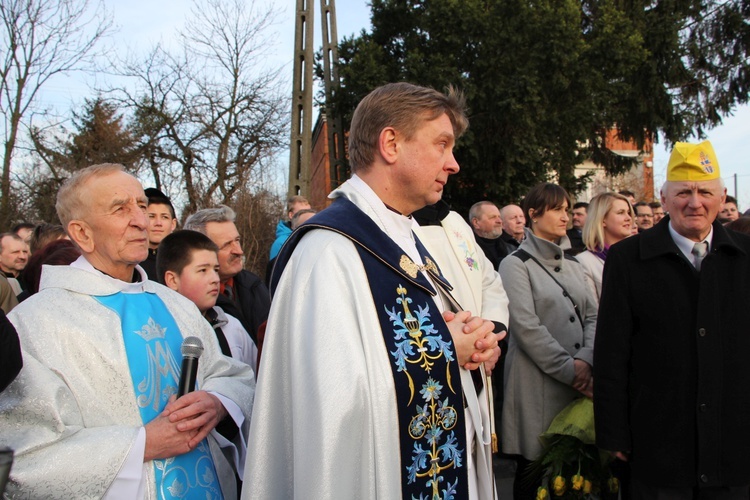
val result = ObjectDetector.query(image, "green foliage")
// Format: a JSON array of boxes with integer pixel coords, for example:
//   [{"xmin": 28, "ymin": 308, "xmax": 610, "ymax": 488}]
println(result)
[
  {"xmin": 24, "ymin": 97, "xmax": 138, "ymax": 223},
  {"xmin": 327, "ymin": 0, "xmax": 750, "ymax": 214},
  {"xmin": 32, "ymin": 97, "xmax": 138, "ymax": 175}
]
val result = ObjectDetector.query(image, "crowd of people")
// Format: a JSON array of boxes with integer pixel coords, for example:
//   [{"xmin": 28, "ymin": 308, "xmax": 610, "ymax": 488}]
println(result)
[{"xmin": 0, "ymin": 82, "xmax": 749, "ymax": 500}]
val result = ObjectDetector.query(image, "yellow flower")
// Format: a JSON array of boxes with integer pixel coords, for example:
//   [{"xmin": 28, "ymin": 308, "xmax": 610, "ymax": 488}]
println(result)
[
  {"xmin": 553, "ymin": 476, "xmax": 567, "ymax": 496},
  {"xmin": 608, "ymin": 477, "xmax": 620, "ymax": 493},
  {"xmin": 583, "ymin": 480, "xmax": 592, "ymax": 494},
  {"xmin": 536, "ymin": 486, "xmax": 549, "ymax": 500},
  {"xmin": 571, "ymin": 474, "xmax": 584, "ymax": 491}
]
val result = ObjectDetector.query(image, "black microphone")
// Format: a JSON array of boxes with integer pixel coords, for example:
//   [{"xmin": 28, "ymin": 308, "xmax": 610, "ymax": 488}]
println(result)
[{"xmin": 177, "ymin": 336, "xmax": 204, "ymax": 398}]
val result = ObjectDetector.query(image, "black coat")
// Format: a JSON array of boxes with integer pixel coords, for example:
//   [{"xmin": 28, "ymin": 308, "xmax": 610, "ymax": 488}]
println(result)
[
  {"xmin": 0, "ymin": 309, "xmax": 22, "ymax": 392},
  {"xmin": 566, "ymin": 228, "xmax": 585, "ymax": 255},
  {"xmin": 140, "ymin": 248, "xmax": 158, "ymax": 281},
  {"xmin": 216, "ymin": 269, "xmax": 271, "ymax": 344},
  {"xmin": 474, "ymin": 233, "xmax": 509, "ymax": 270},
  {"xmin": 500, "ymin": 231, "xmax": 521, "ymax": 255},
  {"xmin": 594, "ymin": 217, "xmax": 750, "ymax": 488}
]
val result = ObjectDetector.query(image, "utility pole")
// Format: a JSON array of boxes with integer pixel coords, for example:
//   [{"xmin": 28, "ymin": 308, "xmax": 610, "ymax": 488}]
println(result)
[
  {"xmin": 288, "ymin": 0, "xmax": 315, "ymax": 198},
  {"xmin": 288, "ymin": 0, "xmax": 346, "ymax": 199},
  {"xmin": 319, "ymin": 0, "xmax": 347, "ymax": 191}
]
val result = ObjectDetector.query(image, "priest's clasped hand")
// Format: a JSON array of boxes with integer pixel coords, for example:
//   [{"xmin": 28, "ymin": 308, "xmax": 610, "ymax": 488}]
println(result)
[
  {"xmin": 442, "ymin": 310, "xmax": 505, "ymax": 370},
  {"xmin": 143, "ymin": 391, "xmax": 228, "ymax": 461}
]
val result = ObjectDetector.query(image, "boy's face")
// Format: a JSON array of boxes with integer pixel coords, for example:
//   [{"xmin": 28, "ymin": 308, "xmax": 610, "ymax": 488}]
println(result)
[
  {"xmin": 147, "ymin": 203, "xmax": 177, "ymax": 249},
  {"xmin": 167, "ymin": 249, "xmax": 221, "ymax": 313}
]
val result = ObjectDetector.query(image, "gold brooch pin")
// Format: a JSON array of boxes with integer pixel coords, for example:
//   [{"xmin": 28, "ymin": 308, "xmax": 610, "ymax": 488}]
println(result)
[
  {"xmin": 399, "ymin": 255, "xmax": 441, "ymax": 279},
  {"xmin": 423, "ymin": 257, "xmax": 439, "ymax": 276}
]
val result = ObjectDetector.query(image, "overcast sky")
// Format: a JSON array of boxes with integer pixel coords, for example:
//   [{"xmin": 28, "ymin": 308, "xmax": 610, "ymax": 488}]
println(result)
[{"xmin": 39, "ymin": 0, "xmax": 749, "ymax": 208}]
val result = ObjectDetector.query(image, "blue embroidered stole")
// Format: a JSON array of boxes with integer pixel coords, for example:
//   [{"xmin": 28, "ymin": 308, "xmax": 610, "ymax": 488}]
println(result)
[
  {"xmin": 272, "ymin": 198, "xmax": 470, "ymax": 499},
  {"xmin": 94, "ymin": 292, "xmax": 222, "ymax": 500}
]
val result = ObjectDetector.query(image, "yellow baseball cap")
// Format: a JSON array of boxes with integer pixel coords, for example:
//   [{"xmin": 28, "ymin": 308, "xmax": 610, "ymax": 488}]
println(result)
[{"xmin": 667, "ymin": 140, "xmax": 720, "ymax": 181}]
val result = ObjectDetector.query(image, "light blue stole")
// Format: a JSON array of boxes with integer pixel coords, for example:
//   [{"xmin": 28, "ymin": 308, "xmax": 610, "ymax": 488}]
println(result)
[{"xmin": 95, "ymin": 291, "xmax": 222, "ymax": 499}]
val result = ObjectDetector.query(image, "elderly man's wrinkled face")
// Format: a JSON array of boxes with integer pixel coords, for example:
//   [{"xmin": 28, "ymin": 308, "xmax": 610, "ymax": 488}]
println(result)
[
  {"xmin": 81, "ymin": 171, "xmax": 149, "ymax": 280},
  {"xmin": 501, "ymin": 205, "xmax": 526, "ymax": 240},
  {"xmin": 204, "ymin": 221, "xmax": 244, "ymax": 282},
  {"xmin": 662, "ymin": 180, "xmax": 725, "ymax": 242},
  {"xmin": 473, "ymin": 205, "xmax": 503, "ymax": 239}
]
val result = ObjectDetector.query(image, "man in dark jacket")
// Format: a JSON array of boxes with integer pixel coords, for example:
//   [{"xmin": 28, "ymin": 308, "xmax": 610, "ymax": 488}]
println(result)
[
  {"xmin": 468, "ymin": 200, "xmax": 508, "ymax": 269},
  {"xmin": 595, "ymin": 140, "xmax": 750, "ymax": 498},
  {"xmin": 566, "ymin": 202, "xmax": 588, "ymax": 254},
  {"xmin": 184, "ymin": 206, "xmax": 270, "ymax": 344}
]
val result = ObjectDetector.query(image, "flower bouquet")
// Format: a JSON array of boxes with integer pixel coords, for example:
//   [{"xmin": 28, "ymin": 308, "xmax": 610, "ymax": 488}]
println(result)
[{"xmin": 523, "ymin": 398, "xmax": 618, "ymax": 500}]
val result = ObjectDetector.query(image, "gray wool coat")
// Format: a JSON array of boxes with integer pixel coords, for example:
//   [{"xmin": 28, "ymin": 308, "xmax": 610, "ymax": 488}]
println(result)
[{"xmin": 498, "ymin": 229, "xmax": 597, "ymax": 459}]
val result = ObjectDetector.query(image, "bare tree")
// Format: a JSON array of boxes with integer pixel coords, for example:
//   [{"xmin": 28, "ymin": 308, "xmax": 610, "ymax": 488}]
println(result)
[
  {"xmin": 0, "ymin": 0, "xmax": 112, "ymax": 229},
  {"xmin": 113, "ymin": 0, "xmax": 289, "ymax": 216}
]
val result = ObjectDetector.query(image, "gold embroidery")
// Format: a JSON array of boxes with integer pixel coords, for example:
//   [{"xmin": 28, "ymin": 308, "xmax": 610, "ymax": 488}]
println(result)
[
  {"xmin": 387, "ymin": 285, "xmax": 463, "ymax": 495},
  {"xmin": 423, "ymin": 257, "xmax": 439, "ymax": 276},
  {"xmin": 390, "ymin": 285, "xmax": 457, "ymax": 403},
  {"xmin": 399, "ymin": 255, "xmax": 440, "ymax": 279},
  {"xmin": 400, "ymin": 255, "xmax": 419, "ymax": 278}
]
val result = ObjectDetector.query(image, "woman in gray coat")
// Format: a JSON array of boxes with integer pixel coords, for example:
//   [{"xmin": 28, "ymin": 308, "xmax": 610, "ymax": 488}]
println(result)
[{"xmin": 498, "ymin": 183, "xmax": 597, "ymax": 500}]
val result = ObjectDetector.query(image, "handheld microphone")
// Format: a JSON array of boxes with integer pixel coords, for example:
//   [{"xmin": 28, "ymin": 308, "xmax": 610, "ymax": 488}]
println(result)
[{"xmin": 177, "ymin": 336, "xmax": 204, "ymax": 398}]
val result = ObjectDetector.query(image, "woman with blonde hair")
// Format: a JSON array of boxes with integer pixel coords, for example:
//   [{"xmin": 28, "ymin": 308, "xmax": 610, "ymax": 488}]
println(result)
[{"xmin": 576, "ymin": 192, "xmax": 634, "ymax": 303}]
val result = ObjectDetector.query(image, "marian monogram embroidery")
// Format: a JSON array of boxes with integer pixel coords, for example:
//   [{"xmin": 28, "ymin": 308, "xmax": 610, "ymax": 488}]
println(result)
[
  {"xmin": 134, "ymin": 318, "xmax": 181, "ymax": 411},
  {"xmin": 95, "ymin": 293, "xmax": 221, "ymax": 499},
  {"xmin": 136, "ymin": 338, "xmax": 181, "ymax": 411},
  {"xmin": 386, "ymin": 285, "xmax": 463, "ymax": 498}
]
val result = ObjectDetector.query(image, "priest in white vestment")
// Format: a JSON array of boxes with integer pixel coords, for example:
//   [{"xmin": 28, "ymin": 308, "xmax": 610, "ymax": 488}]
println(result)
[
  {"xmin": 244, "ymin": 83, "xmax": 502, "ymax": 499},
  {"xmin": 0, "ymin": 164, "xmax": 254, "ymax": 499}
]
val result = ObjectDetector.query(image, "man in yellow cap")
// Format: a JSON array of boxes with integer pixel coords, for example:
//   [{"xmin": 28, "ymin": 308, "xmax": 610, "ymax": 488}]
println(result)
[{"xmin": 594, "ymin": 140, "xmax": 750, "ymax": 498}]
